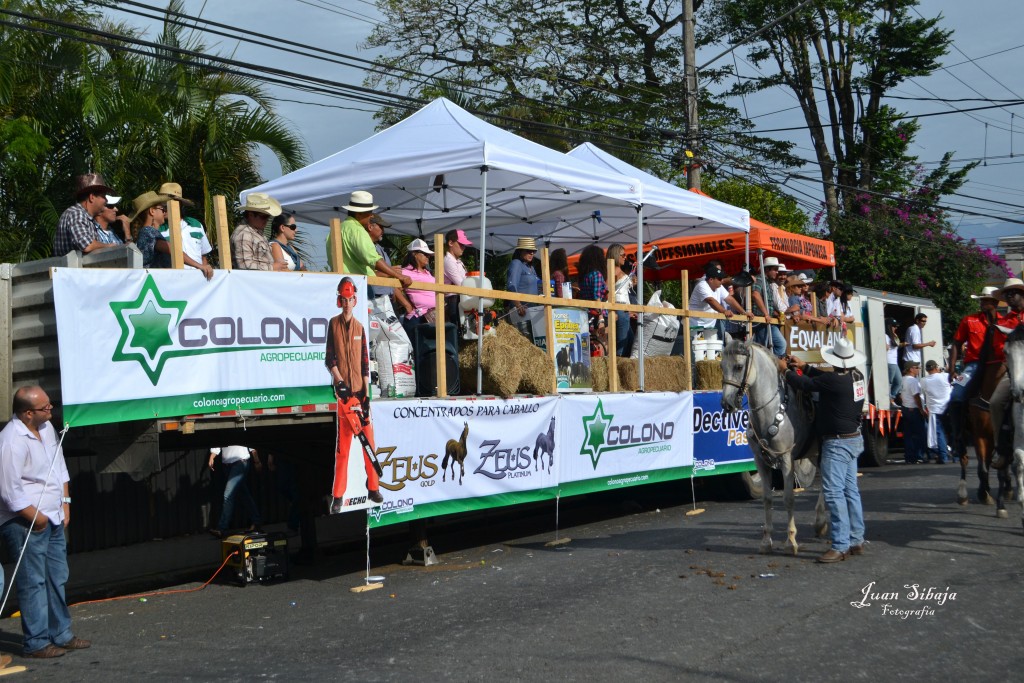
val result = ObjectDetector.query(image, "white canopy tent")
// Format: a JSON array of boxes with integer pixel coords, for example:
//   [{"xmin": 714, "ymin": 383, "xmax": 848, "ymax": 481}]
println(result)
[{"xmin": 242, "ymin": 99, "xmax": 750, "ymax": 392}]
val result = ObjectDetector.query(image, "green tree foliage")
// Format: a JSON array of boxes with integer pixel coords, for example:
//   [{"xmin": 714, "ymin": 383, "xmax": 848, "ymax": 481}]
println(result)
[
  {"xmin": 0, "ymin": 0, "xmax": 308, "ymax": 262},
  {"xmin": 706, "ymin": 0, "xmax": 968, "ymax": 218},
  {"xmin": 702, "ymin": 176, "xmax": 807, "ymax": 233},
  {"xmin": 364, "ymin": 0, "xmax": 797, "ymax": 177}
]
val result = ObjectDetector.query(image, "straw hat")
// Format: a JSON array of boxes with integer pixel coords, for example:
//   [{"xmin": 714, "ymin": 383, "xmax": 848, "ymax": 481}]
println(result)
[
  {"xmin": 761, "ymin": 256, "xmax": 783, "ymax": 269},
  {"xmin": 993, "ymin": 277, "xmax": 1024, "ymax": 301},
  {"xmin": 157, "ymin": 182, "xmax": 194, "ymax": 206},
  {"xmin": 514, "ymin": 237, "xmax": 537, "ymax": 252},
  {"xmin": 407, "ymin": 238, "xmax": 434, "ymax": 255},
  {"xmin": 129, "ymin": 191, "xmax": 168, "ymax": 221},
  {"xmin": 342, "ymin": 190, "xmax": 378, "ymax": 213},
  {"xmin": 820, "ymin": 337, "xmax": 866, "ymax": 369},
  {"xmin": 970, "ymin": 285, "xmax": 1000, "ymax": 300},
  {"xmin": 240, "ymin": 192, "xmax": 282, "ymax": 217}
]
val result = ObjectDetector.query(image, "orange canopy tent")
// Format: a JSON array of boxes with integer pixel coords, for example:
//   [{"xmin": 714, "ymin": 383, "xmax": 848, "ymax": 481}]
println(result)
[{"xmin": 568, "ymin": 191, "xmax": 835, "ymax": 281}]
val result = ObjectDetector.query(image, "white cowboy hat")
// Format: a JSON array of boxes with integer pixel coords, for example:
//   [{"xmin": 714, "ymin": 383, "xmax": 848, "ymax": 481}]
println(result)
[
  {"xmin": 342, "ymin": 190, "xmax": 378, "ymax": 213},
  {"xmin": 777, "ymin": 262, "xmax": 790, "ymax": 272},
  {"xmin": 820, "ymin": 337, "xmax": 866, "ymax": 369},
  {"xmin": 762, "ymin": 256, "xmax": 783, "ymax": 269},
  {"xmin": 970, "ymin": 285, "xmax": 1000, "ymax": 300},
  {"xmin": 992, "ymin": 278, "xmax": 1024, "ymax": 301},
  {"xmin": 407, "ymin": 238, "xmax": 434, "ymax": 255},
  {"xmin": 240, "ymin": 192, "xmax": 282, "ymax": 217}
]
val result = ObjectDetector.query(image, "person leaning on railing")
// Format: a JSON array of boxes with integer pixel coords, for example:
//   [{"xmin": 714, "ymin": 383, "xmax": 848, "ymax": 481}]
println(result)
[
  {"xmin": 576, "ymin": 243, "xmax": 609, "ymax": 355},
  {"xmin": 506, "ymin": 236, "xmax": 542, "ymax": 325}
]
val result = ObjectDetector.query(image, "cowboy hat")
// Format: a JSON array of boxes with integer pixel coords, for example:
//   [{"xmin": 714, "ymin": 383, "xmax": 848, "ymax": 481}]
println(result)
[
  {"xmin": 993, "ymin": 277, "xmax": 1024, "ymax": 301},
  {"xmin": 970, "ymin": 285, "xmax": 1001, "ymax": 300},
  {"xmin": 73, "ymin": 173, "xmax": 115, "ymax": 200},
  {"xmin": 761, "ymin": 256, "xmax": 783, "ymax": 269},
  {"xmin": 407, "ymin": 238, "xmax": 434, "ymax": 255},
  {"xmin": 240, "ymin": 192, "xmax": 282, "ymax": 217},
  {"xmin": 785, "ymin": 274, "xmax": 806, "ymax": 288},
  {"xmin": 514, "ymin": 237, "xmax": 537, "ymax": 251},
  {"xmin": 342, "ymin": 190, "xmax": 378, "ymax": 213},
  {"xmin": 820, "ymin": 337, "xmax": 866, "ymax": 369},
  {"xmin": 157, "ymin": 182, "xmax": 194, "ymax": 206},
  {"xmin": 129, "ymin": 191, "xmax": 168, "ymax": 222}
]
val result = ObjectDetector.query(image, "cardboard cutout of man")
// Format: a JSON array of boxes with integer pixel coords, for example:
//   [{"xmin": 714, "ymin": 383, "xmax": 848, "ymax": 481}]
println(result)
[{"xmin": 325, "ymin": 277, "xmax": 383, "ymax": 511}]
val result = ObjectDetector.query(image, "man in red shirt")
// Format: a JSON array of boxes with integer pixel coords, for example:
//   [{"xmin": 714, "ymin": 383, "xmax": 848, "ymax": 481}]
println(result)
[{"xmin": 946, "ymin": 287, "xmax": 1000, "ymax": 460}]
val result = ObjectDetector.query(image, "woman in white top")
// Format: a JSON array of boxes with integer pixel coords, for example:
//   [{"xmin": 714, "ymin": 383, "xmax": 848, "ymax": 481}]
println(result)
[
  {"xmin": 884, "ymin": 318, "xmax": 904, "ymax": 401},
  {"xmin": 269, "ymin": 214, "xmax": 306, "ymax": 271},
  {"xmin": 606, "ymin": 244, "xmax": 635, "ymax": 356}
]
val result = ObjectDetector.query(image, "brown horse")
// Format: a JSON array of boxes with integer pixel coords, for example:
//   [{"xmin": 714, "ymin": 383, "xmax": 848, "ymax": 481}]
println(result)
[{"xmin": 961, "ymin": 363, "xmax": 1014, "ymax": 514}]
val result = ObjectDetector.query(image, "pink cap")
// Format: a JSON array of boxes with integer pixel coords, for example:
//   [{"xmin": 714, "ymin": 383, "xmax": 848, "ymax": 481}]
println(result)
[{"xmin": 455, "ymin": 229, "xmax": 473, "ymax": 246}]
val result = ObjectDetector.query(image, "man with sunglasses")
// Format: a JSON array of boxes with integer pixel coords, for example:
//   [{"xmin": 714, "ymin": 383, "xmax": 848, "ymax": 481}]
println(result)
[
  {"xmin": 53, "ymin": 173, "xmax": 123, "ymax": 256},
  {"xmin": 0, "ymin": 387, "xmax": 90, "ymax": 658},
  {"xmin": 95, "ymin": 195, "xmax": 132, "ymax": 245}
]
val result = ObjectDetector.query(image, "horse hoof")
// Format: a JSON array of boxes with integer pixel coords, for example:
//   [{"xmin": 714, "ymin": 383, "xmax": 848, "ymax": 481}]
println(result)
[
  {"xmin": 957, "ymin": 497, "xmax": 968, "ymax": 506},
  {"xmin": 997, "ymin": 509, "xmax": 1009, "ymax": 519},
  {"xmin": 759, "ymin": 545, "xmax": 773, "ymax": 555},
  {"xmin": 980, "ymin": 493, "xmax": 996, "ymax": 505}
]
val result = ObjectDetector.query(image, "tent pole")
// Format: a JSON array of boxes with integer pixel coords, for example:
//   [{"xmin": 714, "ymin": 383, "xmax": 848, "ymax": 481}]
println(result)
[
  {"xmin": 477, "ymin": 166, "xmax": 489, "ymax": 395},
  {"xmin": 636, "ymin": 207, "xmax": 645, "ymax": 391}
]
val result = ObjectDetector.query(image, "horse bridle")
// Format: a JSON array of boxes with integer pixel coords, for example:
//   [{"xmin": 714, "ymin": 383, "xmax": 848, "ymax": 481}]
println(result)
[
  {"xmin": 722, "ymin": 347, "xmax": 754, "ymax": 401},
  {"xmin": 723, "ymin": 345, "xmax": 791, "ymax": 468}
]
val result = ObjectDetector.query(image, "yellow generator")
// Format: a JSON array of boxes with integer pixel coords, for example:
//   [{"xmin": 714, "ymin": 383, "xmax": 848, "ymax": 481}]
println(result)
[{"xmin": 220, "ymin": 532, "xmax": 289, "ymax": 585}]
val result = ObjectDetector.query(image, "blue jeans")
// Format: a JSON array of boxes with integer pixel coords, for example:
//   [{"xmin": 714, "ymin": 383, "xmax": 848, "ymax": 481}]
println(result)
[
  {"xmin": 887, "ymin": 363, "xmax": 902, "ymax": 402},
  {"xmin": 0, "ymin": 520, "xmax": 73, "ymax": 653},
  {"xmin": 615, "ymin": 310, "xmax": 633, "ymax": 357},
  {"xmin": 217, "ymin": 459, "xmax": 261, "ymax": 532},
  {"xmin": 927, "ymin": 414, "xmax": 950, "ymax": 463},
  {"xmin": 901, "ymin": 408, "xmax": 926, "ymax": 463},
  {"xmin": 820, "ymin": 435, "xmax": 865, "ymax": 553},
  {"xmin": 753, "ymin": 323, "xmax": 787, "ymax": 357}
]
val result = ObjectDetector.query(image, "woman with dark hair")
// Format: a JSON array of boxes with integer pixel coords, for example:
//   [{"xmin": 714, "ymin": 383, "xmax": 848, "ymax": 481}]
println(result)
[
  {"xmin": 269, "ymin": 214, "xmax": 306, "ymax": 271},
  {"xmin": 443, "ymin": 228, "xmax": 473, "ymax": 324},
  {"xmin": 606, "ymin": 244, "xmax": 635, "ymax": 356},
  {"xmin": 549, "ymin": 248, "xmax": 570, "ymax": 297},
  {"xmin": 400, "ymin": 238, "xmax": 437, "ymax": 338},
  {"xmin": 836, "ymin": 285, "xmax": 857, "ymax": 328},
  {"xmin": 506, "ymin": 237, "xmax": 541, "ymax": 322},
  {"xmin": 577, "ymin": 244, "xmax": 609, "ymax": 354}
]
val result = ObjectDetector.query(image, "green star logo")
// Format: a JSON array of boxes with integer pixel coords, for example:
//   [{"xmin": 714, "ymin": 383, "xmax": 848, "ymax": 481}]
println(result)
[
  {"xmin": 110, "ymin": 275, "xmax": 187, "ymax": 385},
  {"xmin": 580, "ymin": 398, "xmax": 613, "ymax": 468}
]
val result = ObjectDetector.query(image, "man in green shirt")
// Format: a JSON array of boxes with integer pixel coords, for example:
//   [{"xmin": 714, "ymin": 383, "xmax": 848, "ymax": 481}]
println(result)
[{"xmin": 327, "ymin": 191, "xmax": 411, "ymax": 296}]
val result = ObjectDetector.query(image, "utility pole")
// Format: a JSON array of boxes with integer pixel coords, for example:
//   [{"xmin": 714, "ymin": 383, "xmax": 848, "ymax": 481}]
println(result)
[{"xmin": 683, "ymin": 0, "xmax": 701, "ymax": 190}]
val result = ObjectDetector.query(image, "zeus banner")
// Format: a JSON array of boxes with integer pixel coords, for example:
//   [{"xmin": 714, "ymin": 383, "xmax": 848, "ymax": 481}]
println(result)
[
  {"xmin": 52, "ymin": 269, "xmax": 364, "ymax": 426},
  {"xmin": 557, "ymin": 392, "xmax": 694, "ymax": 496},
  {"xmin": 367, "ymin": 396, "xmax": 559, "ymax": 527}
]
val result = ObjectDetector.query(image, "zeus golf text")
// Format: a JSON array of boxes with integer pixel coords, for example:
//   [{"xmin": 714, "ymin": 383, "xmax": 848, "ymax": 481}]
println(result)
[{"xmin": 693, "ymin": 406, "xmax": 749, "ymax": 446}]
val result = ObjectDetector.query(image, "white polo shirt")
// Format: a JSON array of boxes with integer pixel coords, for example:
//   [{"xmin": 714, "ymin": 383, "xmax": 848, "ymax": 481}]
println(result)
[{"xmin": 211, "ymin": 445, "xmax": 252, "ymax": 463}]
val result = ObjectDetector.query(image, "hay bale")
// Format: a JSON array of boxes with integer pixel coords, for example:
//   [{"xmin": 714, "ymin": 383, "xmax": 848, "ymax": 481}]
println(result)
[
  {"xmin": 591, "ymin": 357, "xmax": 609, "ymax": 392},
  {"xmin": 640, "ymin": 356, "xmax": 689, "ymax": 392},
  {"xmin": 695, "ymin": 359, "xmax": 723, "ymax": 390},
  {"xmin": 456, "ymin": 322, "xmax": 553, "ymax": 397}
]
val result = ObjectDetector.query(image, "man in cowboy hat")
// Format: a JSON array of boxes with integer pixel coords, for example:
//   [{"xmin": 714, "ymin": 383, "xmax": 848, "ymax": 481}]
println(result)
[
  {"xmin": 53, "ymin": 173, "xmax": 122, "ymax": 257},
  {"xmin": 751, "ymin": 256, "xmax": 786, "ymax": 357},
  {"xmin": 231, "ymin": 192, "xmax": 285, "ymax": 271},
  {"xmin": 156, "ymin": 182, "xmax": 214, "ymax": 279},
  {"xmin": 987, "ymin": 277, "xmax": 1024, "ymax": 468},
  {"xmin": 945, "ymin": 286, "xmax": 1001, "ymax": 462},
  {"xmin": 328, "ymin": 191, "xmax": 411, "ymax": 294},
  {"xmin": 779, "ymin": 339, "xmax": 867, "ymax": 563}
]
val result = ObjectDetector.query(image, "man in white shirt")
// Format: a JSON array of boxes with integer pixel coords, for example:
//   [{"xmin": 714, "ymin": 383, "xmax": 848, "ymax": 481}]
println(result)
[
  {"xmin": 0, "ymin": 386, "xmax": 90, "ymax": 658},
  {"xmin": 208, "ymin": 445, "xmax": 263, "ymax": 538},
  {"xmin": 689, "ymin": 264, "xmax": 747, "ymax": 341},
  {"xmin": 903, "ymin": 312, "xmax": 935, "ymax": 369},
  {"xmin": 156, "ymin": 183, "xmax": 214, "ymax": 280},
  {"xmin": 900, "ymin": 362, "xmax": 926, "ymax": 463},
  {"xmin": 920, "ymin": 360, "xmax": 952, "ymax": 463}
]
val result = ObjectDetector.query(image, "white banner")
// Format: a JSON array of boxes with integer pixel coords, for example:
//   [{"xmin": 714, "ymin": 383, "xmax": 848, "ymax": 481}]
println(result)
[
  {"xmin": 52, "ymin": 269, "xmax": 367, "ymax": 426},
  {"xmin": 368, "ymin": 396, "xmax": 559, "ymax": 525},
  {"xmin": 558, "ymin": 393, "xmax": 693, "ymax": 491}
]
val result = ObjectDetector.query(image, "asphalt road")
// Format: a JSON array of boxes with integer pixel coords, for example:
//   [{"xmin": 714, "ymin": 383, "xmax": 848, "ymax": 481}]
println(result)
[{"xmin": 2, "ymin": 462, "xmax": 1022, "ymax": 682}]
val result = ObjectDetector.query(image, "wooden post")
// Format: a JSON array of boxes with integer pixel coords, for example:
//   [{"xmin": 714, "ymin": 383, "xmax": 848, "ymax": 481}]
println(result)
[
  {"xmin": 606, "ymin": 258, "xmax": 618, "ymax": 392},
  {"xmin": 214, "ymin": 195, "xmax": 231, "ymax": 270},
  {"xmin": 682, "ymin": 269, "xmax": 692, "ymax": 391},
  {"xmin": 328, "ymin": 218, "xmax": 343, "ymax": 274},
  {"xmin": 434, "ymin": 232, "xmax": 447, "ymax": 398},
  {"xmin": 167, "ymin": 199, "xmax": 184, "ymax": 269},
  {"xmin": 540, "ymin": 247, "xmax": 557, "ymax": 394}
]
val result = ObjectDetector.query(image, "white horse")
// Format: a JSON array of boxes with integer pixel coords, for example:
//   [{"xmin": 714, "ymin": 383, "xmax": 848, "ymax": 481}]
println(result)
[
  {"xmin": 1003, "ymin": 326, "xmax": 1024, "ymax": 534},
  {"xmin": 720, "ymin": 335, "xmax": 828, "ymax": 554}
]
